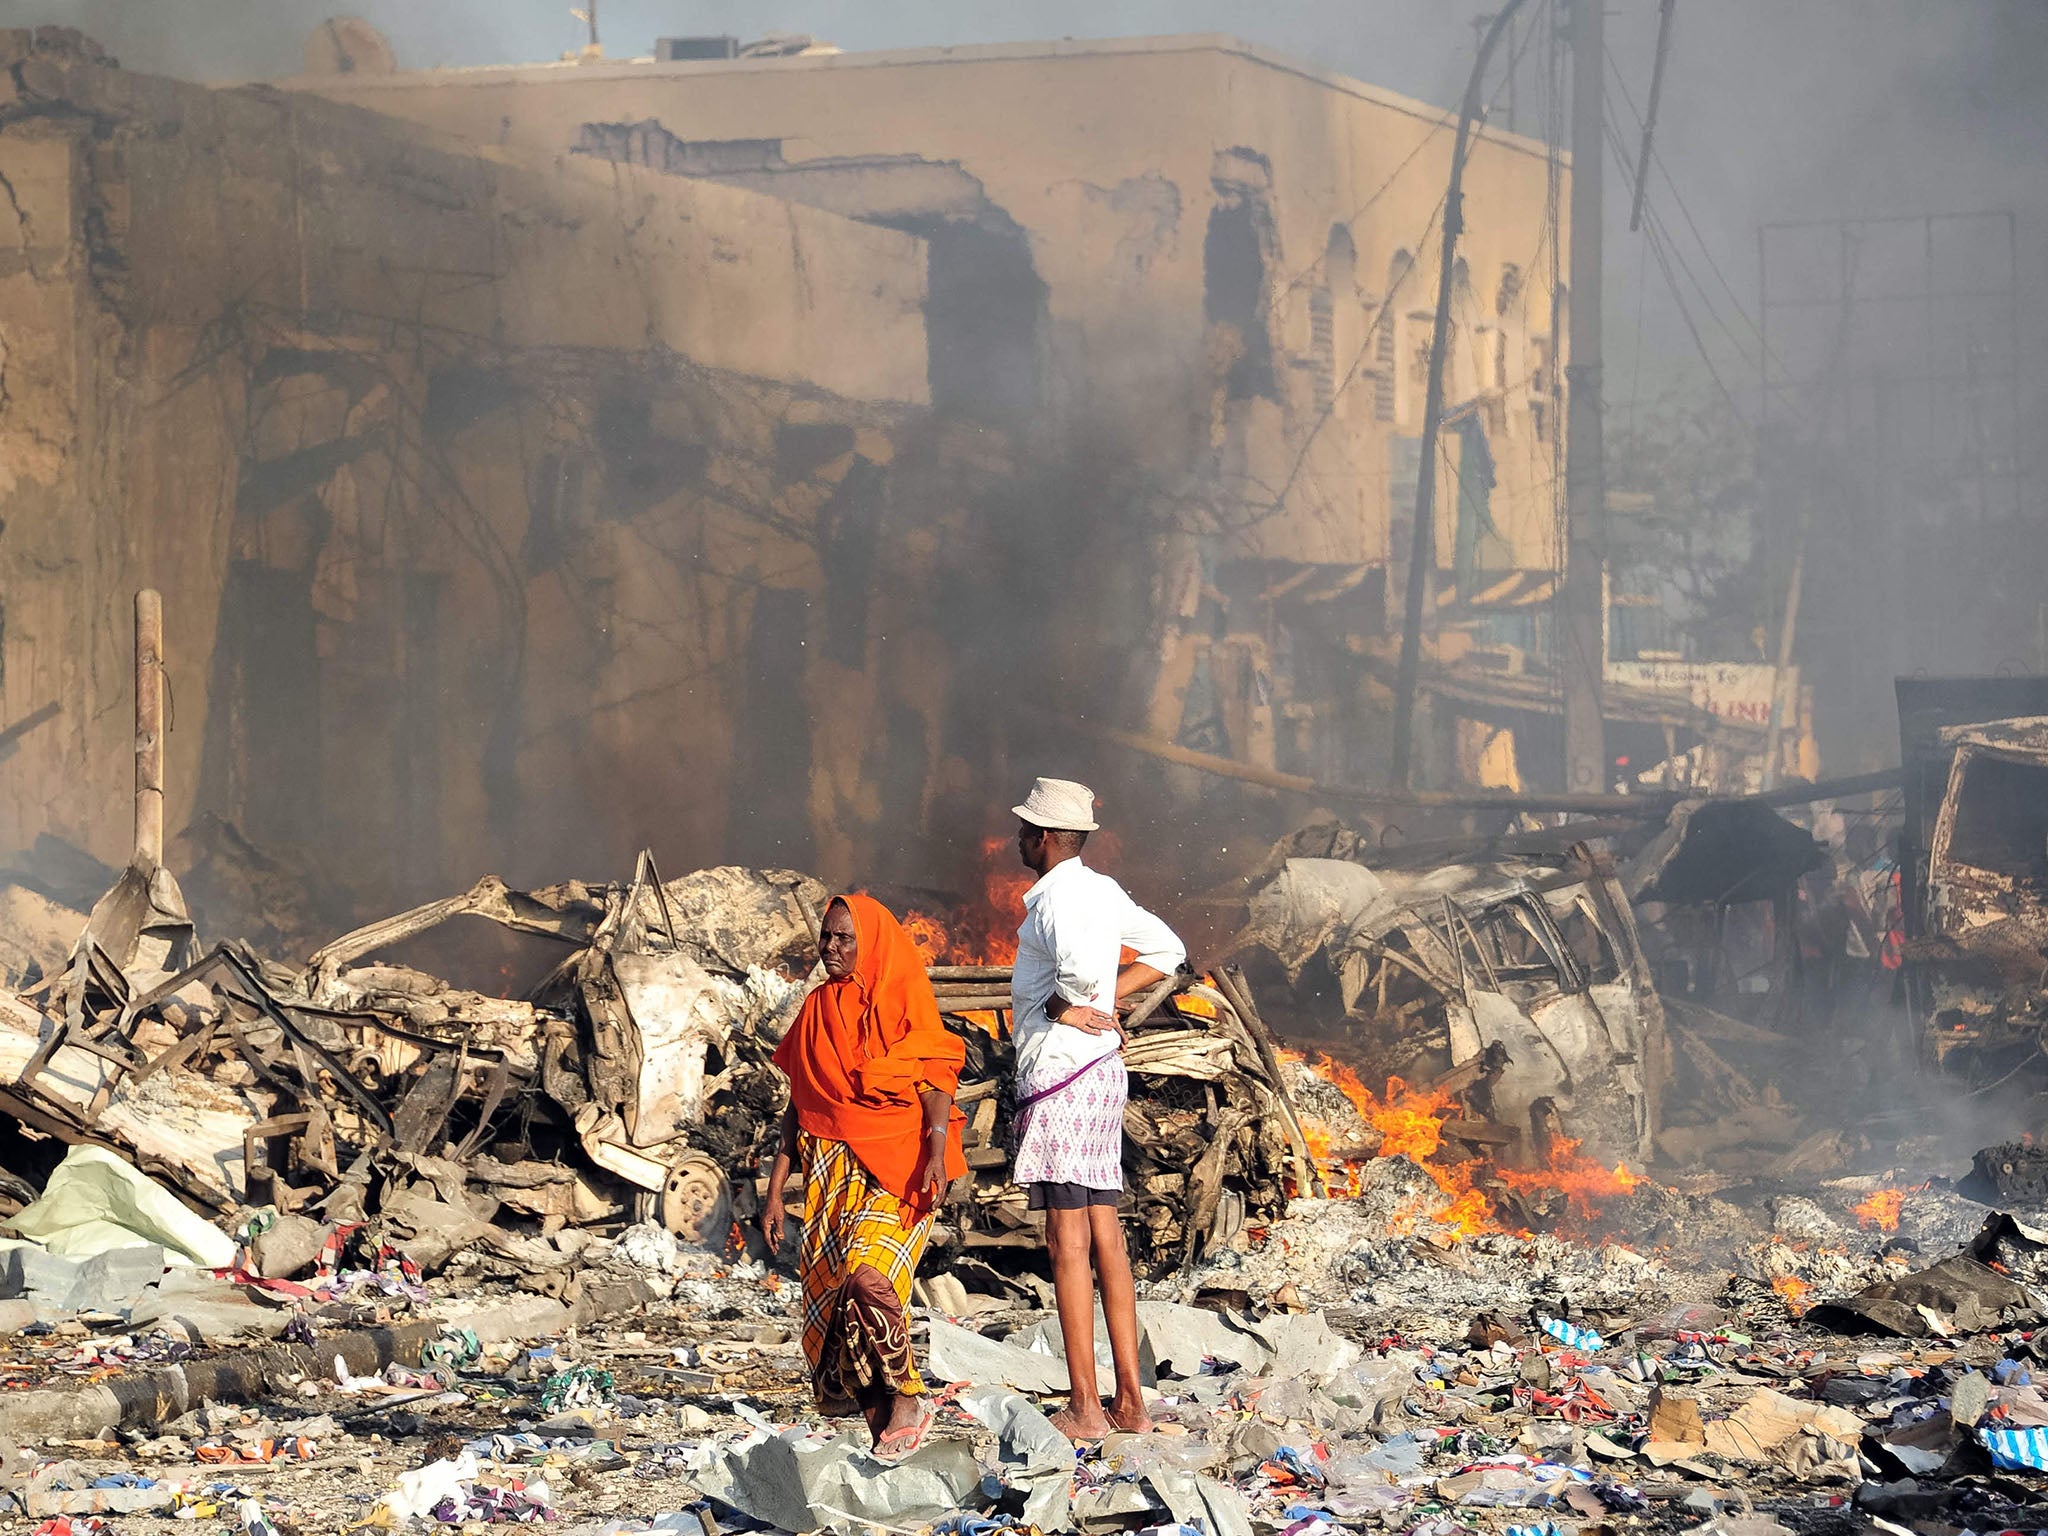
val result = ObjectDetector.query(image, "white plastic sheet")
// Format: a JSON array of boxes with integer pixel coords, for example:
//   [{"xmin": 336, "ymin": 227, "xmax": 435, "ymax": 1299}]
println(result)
[{"xmin": 9, "ymin": 1144, "xmax": 235, "ymax": 1267}]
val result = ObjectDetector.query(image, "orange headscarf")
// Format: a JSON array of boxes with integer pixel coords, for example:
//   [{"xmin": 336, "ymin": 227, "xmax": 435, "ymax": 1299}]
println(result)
[{"xmin": 772, "ymin": 893, "xmax": 967, "ymax": 1222}]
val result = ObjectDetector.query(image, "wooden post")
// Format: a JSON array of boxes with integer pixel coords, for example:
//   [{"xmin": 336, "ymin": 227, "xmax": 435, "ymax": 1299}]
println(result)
[
  {"xmin": 1561, "ymin": 0, "xmax": 1609, "ymax": 795},
  {"xmin": 1390, "ymin": 0, "xmax": 1532, "ymax": 788},
  {"xmin": 134, "ymin": 589, "xmax": 164, "ymax": 870}
]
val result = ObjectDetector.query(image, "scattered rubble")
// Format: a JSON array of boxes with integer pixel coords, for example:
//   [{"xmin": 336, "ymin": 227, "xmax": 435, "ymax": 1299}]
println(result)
[{"xmin": 4, "ymin": 644, "xmax": 2048, "ymax": 1533}]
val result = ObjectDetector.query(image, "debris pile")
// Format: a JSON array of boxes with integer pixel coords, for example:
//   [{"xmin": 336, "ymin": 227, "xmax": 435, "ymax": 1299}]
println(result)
[
  {"xmin": 1233, "ymin": 845, "xmax": 1661, "ymax": 1171},
  {"xmin": 926, "ymin": 962, "xmax": 1311, "ymax": 1275},
  {"xmin": 0, "ymin": 853, "xmax": 819, "ymax": 1262},
  {"xmin": 0, "ymin": 844, "xmax": 1315, "ymax": 1292}
]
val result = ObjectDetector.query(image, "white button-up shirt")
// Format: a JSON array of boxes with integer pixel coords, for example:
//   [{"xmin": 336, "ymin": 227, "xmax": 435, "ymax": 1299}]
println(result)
[{"xmin": 1010, "ymin": 857, "xmax": 1187, "ymax": 1087}]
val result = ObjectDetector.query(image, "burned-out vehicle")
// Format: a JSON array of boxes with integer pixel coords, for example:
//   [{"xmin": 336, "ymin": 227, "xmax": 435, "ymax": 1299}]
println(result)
[
  {"xmin": 1235, "ymin": 848, "xmax": 1664, "ymax": 1168},
  {"xmin": 1909, "ymin": 715, "xmax": 2048, "ymax": 1081}
]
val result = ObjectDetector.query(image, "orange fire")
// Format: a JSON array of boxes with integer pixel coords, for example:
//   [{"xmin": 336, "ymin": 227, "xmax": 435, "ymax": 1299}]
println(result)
[
  {"xmin": 1853, "ymin": 1188, "xmax": 1906, "ymax": 1232},
  {"xmin": 1771, "ymin": 1274, "xmax": 1813, "ymax": 1311},
  {"xmin": 907, "ymin": 836, "xmax": 1035, "ymax": 966},
  {"xmin": 1497, "ymin": 1136, "xmax": 1642, "ymax": 1221},
  {"xmin": 1277, "ymin": 1047, "xmax": 1647, "ymax": 1239},
  {"xmin": 902, "ymin": 911, "xmax": 951, "ymax": 964}
]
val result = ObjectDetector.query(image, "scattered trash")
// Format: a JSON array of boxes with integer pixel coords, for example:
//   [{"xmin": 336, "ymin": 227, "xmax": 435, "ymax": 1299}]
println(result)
[
  {"xmin": 195, "ymin": 1437, "xmax": 317, "ymax": 1464},
  {"xmin": 1539, "ymin": 1317, "xmax": 1605, "ymax": 1352},
  {"xmin": 540, "ymin": 1364, "xmax": 616, "ymax": 1412}
]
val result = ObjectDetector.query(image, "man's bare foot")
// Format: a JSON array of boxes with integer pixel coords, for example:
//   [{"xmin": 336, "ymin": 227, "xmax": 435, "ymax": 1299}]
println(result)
[
  {"xmin": 1105, "ymin": 1397, "xmax": 1154, "ymax": 1434},
  {"xmin": 1048, "ymin": 1404, "xmax": 1111, "ymax": 1443}
]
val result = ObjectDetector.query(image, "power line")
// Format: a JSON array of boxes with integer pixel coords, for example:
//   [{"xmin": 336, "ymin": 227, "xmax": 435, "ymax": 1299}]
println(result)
[
  {"xmin": 1600, "ymin": 104, "xmax": 1749, "ymax": 425},
  {"xmin": 1602, "ymin": 44, "xmax": 1780, "ymax": 371}
]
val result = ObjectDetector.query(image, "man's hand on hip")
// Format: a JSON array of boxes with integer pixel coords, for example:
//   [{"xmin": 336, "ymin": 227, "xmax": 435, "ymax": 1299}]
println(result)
[{"xmin": 1056, "ymin": 1002, "xmax": 1123, "ymax": 1038}]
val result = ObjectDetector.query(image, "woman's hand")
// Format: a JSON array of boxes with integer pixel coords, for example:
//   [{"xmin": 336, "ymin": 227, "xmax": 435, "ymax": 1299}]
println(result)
[
  {"xmin": 912, "ymin": 1125, "xmax": 950, "ymax": 1202},
  {"xmin": 760, "ymin": 1101, "xmax": 798, "ymax": 1256},
  {"xmin": 914, "ymin": 1086, "xmax": 955, "ymax": 1203},
  {"xmin": 761, "ymin": 1170, "xmax": 789, "ymax": 1254}
]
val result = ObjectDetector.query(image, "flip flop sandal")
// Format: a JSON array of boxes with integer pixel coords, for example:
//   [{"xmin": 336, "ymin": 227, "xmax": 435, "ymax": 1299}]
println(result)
[
  {"xmin": 873, "ymin": 1383, "xmax": 962, "ymax": 1461},
  {"xmin": 1105, "ymin": 1405, "xmax": 1156, "ymax": 1434},
  {"xmin": 873, "ymin": 1404, "xmax": 935, "ymax": 1461}
]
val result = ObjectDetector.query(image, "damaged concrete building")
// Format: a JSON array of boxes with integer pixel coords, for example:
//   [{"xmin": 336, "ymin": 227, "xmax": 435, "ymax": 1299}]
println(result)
[
  {"xmin": 3, "ymin": 23, "xmax": 1791, "ymax": 920},
  {"xmin": 0, "ymin": 27, "xmax": 984, "ymax": 908},
  {"xmin": 287, "ymin": 34, "xmax": 1581, "ymax": 814}
]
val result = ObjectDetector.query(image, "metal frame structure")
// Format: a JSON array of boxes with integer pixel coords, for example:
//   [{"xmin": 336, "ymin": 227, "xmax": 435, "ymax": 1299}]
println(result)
[
  {"xmin": 1759, "ymin": 210, "xmax": 2022, "ymax": 525},
  {"xmin": 1757, "ymin": 210, "xmax": 2026, "ymax": 761}
]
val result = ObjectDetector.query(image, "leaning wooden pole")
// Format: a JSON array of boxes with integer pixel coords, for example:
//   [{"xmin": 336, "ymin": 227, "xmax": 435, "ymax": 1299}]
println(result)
[
  {"xmin": 134, "ymin": 589, "xmax": 165, "ymax": 871},
  {"xmin": 1560, "ymin": 0, "xmax": 1609, "ymax": 794},
  {"xmin": 1390, "ymin": 0, "xmax": 1533, "ymax": 788}
]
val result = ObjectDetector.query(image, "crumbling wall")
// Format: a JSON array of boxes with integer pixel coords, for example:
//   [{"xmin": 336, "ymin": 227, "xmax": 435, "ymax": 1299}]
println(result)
[
  {"xmin": 289, "ymin": 38, "xmax": 1565, "ymax": 795},
  {"xmin": 0, "ymin": 29, "xmax": 961, "ymax": 911}
]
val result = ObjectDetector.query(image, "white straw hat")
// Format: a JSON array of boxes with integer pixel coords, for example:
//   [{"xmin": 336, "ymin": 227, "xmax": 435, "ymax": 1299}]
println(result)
[{"xmin": 1012, "ymin": 776, "xmax": 1100, "ymax": 832}]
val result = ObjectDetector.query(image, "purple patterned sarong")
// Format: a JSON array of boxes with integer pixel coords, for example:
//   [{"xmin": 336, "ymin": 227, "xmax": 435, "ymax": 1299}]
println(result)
[{"xmin": 1012, "ymin": 1050, "xmax": 1127, "ymax": 1190}]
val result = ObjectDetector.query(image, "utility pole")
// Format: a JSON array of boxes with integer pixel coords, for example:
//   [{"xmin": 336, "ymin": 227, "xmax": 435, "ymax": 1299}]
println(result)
[
  {"xmin": 1561, "ymin": 0, "xmax": 1607, "ymax": 794},
  {"xmin": 1389, "ymin": 0, "xmax": 1532, "ymax": 788},
  {"xmin": 134, "ymin": 589, "xmax": 165, "ymax": 871}
]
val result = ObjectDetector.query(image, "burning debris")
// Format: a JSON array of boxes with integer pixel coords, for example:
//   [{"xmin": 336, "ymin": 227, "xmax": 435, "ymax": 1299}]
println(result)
[
  {"xmin": 1233, "ymin": 838, "xmax": 1663, "ymax": 1173},
  {"xmin": 6, "ymin": 707, "xmax": 2048, "ymax": 1536},
  {"xmin": 0, "ymin": 824, "xmax": 1313, "ymax": 1288},
  {"xmin": 1275, "ymin": 1051, "xmax": 1646, "ymax": 1241}
]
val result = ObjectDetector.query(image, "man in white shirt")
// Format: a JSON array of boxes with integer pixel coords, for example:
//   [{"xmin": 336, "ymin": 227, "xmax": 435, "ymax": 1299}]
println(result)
[{"xmin": 1006, "ymin": 776, "xmax": 1186, "ymax": 1442}]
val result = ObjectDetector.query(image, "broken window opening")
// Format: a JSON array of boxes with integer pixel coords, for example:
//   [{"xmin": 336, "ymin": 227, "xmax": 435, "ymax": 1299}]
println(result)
[
  {"xmin": 864, "ymin": 701, "xmax": 931, "ymax": 884},
  {"xmin": 1945, "ymin": 751, "xmax": 2048, "ymax": 879},
  {"xmin": 773, "ymin": 421, "xmax": 855, "ymax": 483},
  {"xmin": 1553, "ymin": 895, "xmax": 1622, "ymax": 985},
  {"xmin": 818, "ymin": 456, "xmax": 888, "ymax": 666},
  {"xmin": 396, "ymin": 572, "xmax": 445, "ymax": 894},
  {"xmin": 918, "ymin": 219, "xmax": 1045, "ymax": 426},
  {"xmin": 423, "ymin": 366, "xmax": 523, "ymax": 440},
  {"xmin": 1494, "ymin": 264, "xmax": 1524, "ymax": 395},
  {"xmin": 1496, "ymin": 263, "xmax": 1524, "ymax": 317},
  {"xmin": 1308, "ymin": 287, "xmax": 1335, "ymax": 414},
  {"xmin": 1312, "ymin": 225, "xmax": 1355, "ymax": 416},
  {"xmin": 1381, "ymin": 250, "xmax": 1415, "ymax": 423},
  {"xmin": 595, "ymin": 394, "xmax": 709, "ymax": 520},
  {"xmin": 523, "ymin": 451, "xmax": 587, "ymax": 576},
  {"xmin": 1205, "ymin": 199, "xmax": 1277, "ymax": 402},
  {"xmin": 197, "ymin": 560, "xmax": 322, "ymax": 853},
  {"xmin": 1459, "ymin": 895, "xmax": 1583, "ymax": 997}
]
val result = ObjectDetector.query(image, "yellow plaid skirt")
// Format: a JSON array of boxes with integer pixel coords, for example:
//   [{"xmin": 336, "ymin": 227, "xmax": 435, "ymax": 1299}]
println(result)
[{"xmin": 796, "ymin": 1131, "xmax": 933, "ymax": 1412}]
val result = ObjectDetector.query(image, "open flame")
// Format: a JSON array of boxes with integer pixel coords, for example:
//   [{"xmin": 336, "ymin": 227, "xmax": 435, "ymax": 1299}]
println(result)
[
  {"xmin": 902, "ymin": 911, "xmax": 951, "ymax": 964},
  {"xmin": 1497, "ymin": 1136, "xmax": 1642, "ymax": 1221},
  {"xmin": 1771, "ymin": 1274, "xmax": 1813, "ymax": 1311},
  {"xmin": 1281, "ymin": 1047, "xmax": 1646, "ymax": 1240},
  {"xmin": 905, "ymin": 835, "xmax": 1034, "ymax": 965},
  {"xmin": 1853, "ymin": 1188, "xmax": 1906, "ymax": 1232}
]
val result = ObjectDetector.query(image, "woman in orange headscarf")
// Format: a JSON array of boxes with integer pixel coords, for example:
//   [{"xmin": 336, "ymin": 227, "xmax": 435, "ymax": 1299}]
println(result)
[{"xmin": 763, "ymin": 894, "xmax": 966, "ymax": 1455}]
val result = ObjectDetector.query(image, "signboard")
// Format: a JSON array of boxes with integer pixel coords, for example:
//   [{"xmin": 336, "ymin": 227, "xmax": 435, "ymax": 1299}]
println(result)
[{"xmin": 1605, "ymin": 660, "xmax": 1793, "ymax": 730}]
